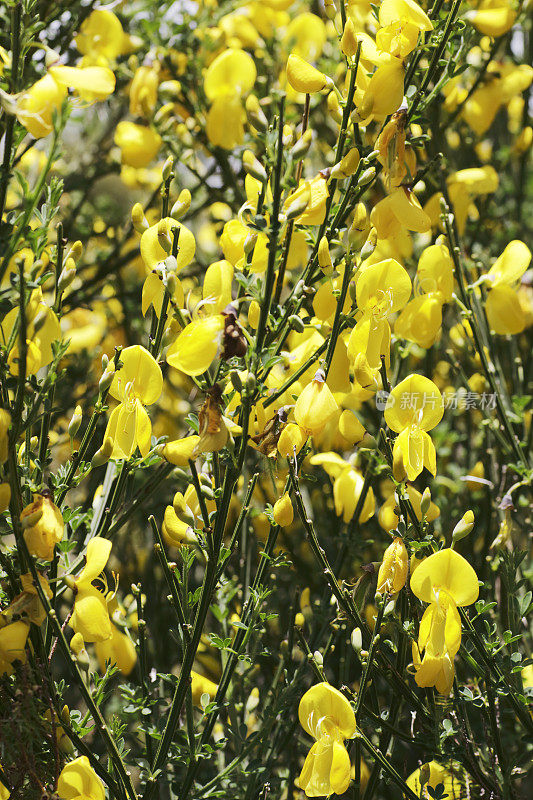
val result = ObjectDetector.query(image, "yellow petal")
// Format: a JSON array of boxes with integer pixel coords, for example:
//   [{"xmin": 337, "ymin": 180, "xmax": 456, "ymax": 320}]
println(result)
[
  {"xmin": 49, "ymin": 65, "xmax": 116, "ymax": 102},
  {"xmin": 487, "ymin": 240, "xmax": 531, "ymax": 287},
  {"xmin": 110, "ymin": 344, "xmax": 163, "ymax": 406},
  {"xmin": 486, "ymin": 285, "xmax": 526, "ymax": 335},
  {"xmin": 204, "ymin": 48, "xmax": 256, "ymax": 99},
  {"xmin": 72, "ymin": 586, "xmax": 112, "ymax": 643},
  {"xmin": 385, "ymin": 374, "xmax": 443, "ymax": 432},
  {"xmin": 298, "ymin": 683, "xmax": 356, "ymax": 740},
  {"xmin": 166, "ymin": 315, "xmax": 225, "ymax": 376},
  {"xmin": 57, "ymin": 756, "xmax": 105, "ymax": 800},
  {"xmin": 140, "ymin": 217, "xmax": 196, "ymax": 272},
  {"xmin": 286, "ymin": 53, "xmax": 328, "ymax": 93},
  {"xmin": 410, "ymin": 548, "xmax": 479, "ymax": 606},
  {"xmin": 77, "ymin": 537, "xmax": 112, "ymax": 585}
]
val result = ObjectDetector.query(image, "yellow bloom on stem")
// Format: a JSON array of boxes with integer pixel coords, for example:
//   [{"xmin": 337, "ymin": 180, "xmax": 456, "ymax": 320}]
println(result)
[
  {"xmin": 377, "ymin": 536, "xmax": 408, "ymax": 595},
  {"xmin": 166, "ymin": 315, "xmax": 225, "ymax": 377},
  {"xmin": 95, "ymin": 623, "xmax": 137, "ymax": 676},
  {"xmin": 297, "ymin": 683, "xmax": 356, "ymax": 797},
  {"xmin": 204, "ymin": 49, "xmax": 256, "ymax": 149},
  {"xmin": 410, "ymin": 548, "xmax": 479, "ymax": 694},
  {"xmin": 294, "ymin": 370, "xmax": 338, "ymax": 436},
  {"xmin": 484, "ymin": 240, "xmax": 531, "ymax": 334},
  {"xmin": 75, "ymin": 8, "xmax": 128, "ymax": 65},
  {"xmin": 114, "ymin": 121, "xmax": 162, "ymax": 168},
  {"xmin": 310, "ymin": 453, "xmax": 375, "ymax": 524},
  {"xmin": 70, "ymin": 537, "xmax": 113, "ymax": 643},
  {"xmin": 13, "ymin": 73, "xmax": 67, "ymax": 138},
  {"xmin": 466, "ymin": 2, "xmax": 517, "ymax": 37},
  {"xmin": 378, "ymin": 484, "xmax": 440, "ymax": 531},
  {"xmin": 48, "ymin": 65, "xmax": 116, "ymax": 103},
  {"xmin": 104, "ymin": 345, "xmax": 163, "ymax": 459},
  {"xmin": 384, "ymin": 374, "xmax": 443, "ymax": 480},
  {"xmin": 21, "ymin": 493, "xmax": 64, "ymax": 561},
  {"xmin": 286, "ymin": 53, "xmax": 329, "ymax": 93},
  {"xmin": 379, "ymin": 0, "xmax": 433, "ymax": 32},
  {"xmin": 407, "ymin": 761, "xmax": 465, "ymax": 800},
  {"xmin": 394, "ymin": 239, "xmax": 454, "ymax": 348},
  {"xmin": 57, "ymin": 755, "xmax": 105, "ymax": 800},
  {"xmin": 0, "ymin": 620, "xmax": 29, "ymax": 675},
  {"xmin": 140, "ymin": 216, "xmax": 196, "ymax": 273},
  {"xmin": 284, "ymin": 175, "xmax": 329, "ymax": 225},
  {"xmin": 1, "ymin": 287, "xmax": 61, "ymax": 376},
  {"xmin": 347, "ymin": 258, "xmax": 411, "ymax": 370}
]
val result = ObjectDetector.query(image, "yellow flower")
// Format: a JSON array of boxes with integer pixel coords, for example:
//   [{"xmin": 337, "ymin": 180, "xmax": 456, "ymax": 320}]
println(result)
[
  {"xmin": 21, "ymin": 493, "xmax": 64, "ymax": 561},
  {"xmin": 377, "ymin": 537, "xmax": 408, "ymax": 595},
  {"xmin": 0, "ymin": 409, "xmax": 11, "ymax": 464},
  {"xmin": 129, "ymin": 64, "xmax": 159, "ymax": 116},
  {"xmin": 286, "ymin": 53, "xmax": 328, "ymax": 93},
  {"xmin": 1, "ymin": 287, "xmax": 61, "ymax": 376},
  {"xmin": 114, "ymin": 121, "xmax": 162, "ymax": 168},
  {"xmin": 104, "ymin": 345, "xmax": 163, "ymax": 459},
  {"xmin": 410, "ymin": 548, "xmax": 479, "ymax": 694},
  {"xmin": 466, "ymin": 2, "xmax": 517, "ymax": 37},
  {"xmin": 13, "ymin": 73, "xmax": 67, "ymax": 138},
  {"xmin": 310, "ymin": 453, "xmax": 375, "ymax": 524},
  {"xmin": 394, "ymin": 239, "xmax": 454, "ymax": 348},
  {"xmin": 75, "ymin": 8, "xmax": 129, "ymax": 65},
  {"xmin": 48, "ymin": 65, "xmax": 116, "ymax": 103},
  {"xmin": 385, "ymin": 374, "xmax": 443, "ymax": 481},
  {"xmin": 273, "ymin": 492, "xmax": 294, "ymax": 527},
  {"xmin": 191, "ymin": 671, "xmax": 218, "ymax": 705},
  {"xmin": 95, "ymin": 624, "xmax": 137, "ymax": 676},
  {"xmin": 0, "ymin": 620, "xmax": 29, "ymax": 675},
  {"xmin": 348, "ymin": 258, "xmax": 411, "ymax": 370},
  {"xmin": 484, "ymin": 240, "xmax": 531, "ymax": 334},
  {"xmin": 378, "ymin": 485, "xmax": 440, "ymax": 531},
  {"xmin": 379, "ymin": 0, "xmax": 433, "ymax": 32},
  {"xmin": 284, "ymin": 175, "xmax": 329, "ymax": 225},
  {"xmin": 2, "ymin": 572, "xmax": 52, "ymax": 626},
  {"xmin": 298, "ymin": 683, "xmax": 356, "ymax": 797},
  {"xmin": 407, "ymin": 761, "xmax": 465, "ymax": 800},
  {"xmin": 57, "ymin": 755, "xmax": 105, "ymax": 800},
  {"xmin": 166, "ymin": 315, "xmax": 225, "ymax": 377},
  {"xmin": 294, "ymin": 371, "xmax": 338, "ymax": 436},
  {"xmin": 70, "ymin": 537, "xmax": 113, "ymax": 643},
  {"xmin": 204, "ymin": 49, "xmax": 256, "ymax": 149},
  {"xmin": 140, "ymin": 217, "xmax": 196, "ymax": 273}
]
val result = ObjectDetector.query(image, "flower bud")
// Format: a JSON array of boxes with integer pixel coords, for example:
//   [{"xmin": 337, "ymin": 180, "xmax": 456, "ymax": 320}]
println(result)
[
  {"xmin": 286, "ymin": 54, "xmax": 329, "ymax": 94},
  {"xmin": 331, "ymin": 147, "xmax": 360, "ymax": 180},
  {"xmin": 420, "ymin": 487, "xmax": 432, "ymax": 516},
  {"xmin": 324, "ymin": 0, "xmax": 337, "ymax": 19},
  {"xmin": 0, "ymin": 482, "xmax": 11, "ymax": 514},
  {"xmin": 65, "ymin": 240, "xmax": 83, "ymax": 262},
  {"xmin": 157, "ymin": 219, "xmax": 172, "ymax": 253},
  {"xmin": 358, "ymin": 166, "xmax": 376, "ymax": 186},
  {"xmin": 348, "ymin": 202, "xmax": 369, "ymax": 247},
  {"xmin": 243, "ymin": 150, "xmax": 267, "ymax": 183},
  {"xmin": 318, "ymin": 236, "xmax": 333, "ymax": 275},
  {"xmin": 162, "ymin": 156, "xmax": 174, "ymax": 182},
  {"xmin": 91, "ymin": 437, "xmax": 114, "ymax": 469},
  {"xmin": 341, "ymin": 18, "xmax": 359, "ymax": 58},
  {"xmin": 294, "ymin": 370, "xmax": 338, "ymax": 436},
  {"xmin": 284, "ymin": 187, "xmax": 311, "ymax": 220},
  {"xmin": 277, "ymin": 423, "xmax": 306, "ymax": 458},
  {"xmin": 290, "ymin": 129, "xmax": 313, "ymax": 160},
  {"xmin": 131, "ymin": 202, "xmax": 149, "ymax": 233},
  {"xmin": 360, "ymin": 227, "xmax": 378, "ymax": 260},
  {"xmin": 68, "ymin": 405, "xmax": 82, "ymax": 441},
  {"xmin": 57, "ymin": 258, "xmax": 76, "ymax": 293},
  {"xmin": 99, "ymin": 366, "xmax": 115, "ymax": 394},
  {"xmin": 245, "ymin": 94, "xmax": 268, "ymax": 132},
  {"xmin": 376, "ymin": 537, "xmax": 408, "ymax": 595},
  {"xmin": 170, "ymin": 188, "xmax": 191, "ymax": 220},
  {"xmin": 351, "ymin": 627, "xmax": 362, "ymax": 652},
  {"xmin": 161, "ymin": 436, "xmax": 200, "ymax": 466},
  {"xmin": 452, "ymin": 510, "xmax": 475, "ymax": 542},
  {"xmin": 273, "ymin": 493, "xmax": 294, "ymax": 527}
]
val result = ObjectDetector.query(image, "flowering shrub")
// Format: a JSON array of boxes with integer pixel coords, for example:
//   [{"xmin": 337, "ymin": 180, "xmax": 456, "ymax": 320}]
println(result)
[{"xmin": 0, "ymin": 1, "xmax": 532, "ymax": 798}]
